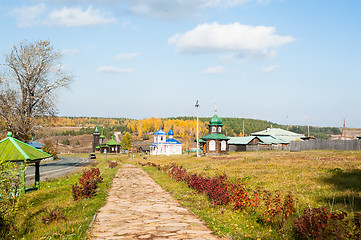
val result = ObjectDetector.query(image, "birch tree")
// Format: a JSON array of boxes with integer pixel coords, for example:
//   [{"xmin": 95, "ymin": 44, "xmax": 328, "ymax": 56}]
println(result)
[{"xmin": 0, "ymin": 40, "xmax": 72, "ymax": 141}]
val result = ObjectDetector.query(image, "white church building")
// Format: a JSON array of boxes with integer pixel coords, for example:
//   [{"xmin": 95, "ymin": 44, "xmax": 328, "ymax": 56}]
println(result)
[{"xmin": 150, "ymin": 129, "xmax": 182, "ymax": 155}]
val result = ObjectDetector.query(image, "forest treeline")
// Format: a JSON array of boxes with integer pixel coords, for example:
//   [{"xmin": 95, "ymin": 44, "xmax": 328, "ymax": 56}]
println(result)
[{"xmin": 34, "ymin": 116, "xmax": 341, "ymax": 140}]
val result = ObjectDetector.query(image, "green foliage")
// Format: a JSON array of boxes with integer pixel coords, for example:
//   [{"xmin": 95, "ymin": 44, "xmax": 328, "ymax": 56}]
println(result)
[
  {"xmin": 54, "ymin": 125, "xmax": 129, "ymax": 139},
  {"xmin": 61, "ymin": 139, "xmax": 70, "ymax": 145},
  {"xmin": 0, "ymin": 161, "xmax": 21, "ymax": 239},
  {"xmin": 121, "ymin": 132, "xmax": 132, "ymax": 152},
  {"xmin": 289, "ymin": 125, "xmax": 341, "ymax": 139}
]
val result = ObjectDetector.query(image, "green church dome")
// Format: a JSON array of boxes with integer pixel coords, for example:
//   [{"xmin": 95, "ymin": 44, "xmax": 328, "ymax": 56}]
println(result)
[{"xmin": 209, "ymin": 114, "xmax": 223, "ymax": 126}]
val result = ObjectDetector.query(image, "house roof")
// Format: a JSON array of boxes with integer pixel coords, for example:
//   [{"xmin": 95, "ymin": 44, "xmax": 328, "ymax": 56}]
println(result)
[
  {"xmin": 258, "ymin": 136, "xmax": 288, "ymax": 144},
  {"xmin": 228, "ymin": 136, "xmax": 257, "ymax": 145},
  {"xmin": 201, "ymin": 133, "xmax": 229, "ymax": 140},
  {"xmin": 251, "ymin": 128, "xmax": 305, "ymax": 143},
  {"xmin": 0, "ymin": 132, "xmax": 51, "ymax": 162},
  {"xmin": 166, "ymin": 138, "xmax": 181, "ymax": 144},
  {"xmin": 228, "ymin": 135, "xmax": 288, "ymax": 145},
  {"xmin": 27, "ymin": 141, "xmax": 44, "ymax": 149}
]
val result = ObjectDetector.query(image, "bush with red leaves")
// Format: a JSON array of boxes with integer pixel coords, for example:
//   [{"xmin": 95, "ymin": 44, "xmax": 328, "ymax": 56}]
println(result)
[
  {"xmin": 72, "ymin": 168, "xmax": 103, "ymax": 200},
  {"xmin": 293, "ymin": 207, "xmax": 350, "ymax": 239}
]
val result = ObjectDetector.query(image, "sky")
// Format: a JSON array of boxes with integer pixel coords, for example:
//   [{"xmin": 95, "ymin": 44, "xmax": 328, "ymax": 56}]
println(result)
[{"xmin": 0, "ymin": 0, "xmax": 360, "ymax": 128}]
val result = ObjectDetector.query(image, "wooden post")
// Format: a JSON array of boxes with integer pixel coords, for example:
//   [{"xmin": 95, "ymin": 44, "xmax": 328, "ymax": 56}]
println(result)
[
  {"xmin": 35, "ymin": 161, "xmax": 40, "ymax": 189},
  {"xmin": 20, "ymin": 161, "xmax": 26, "ymax": 194}
]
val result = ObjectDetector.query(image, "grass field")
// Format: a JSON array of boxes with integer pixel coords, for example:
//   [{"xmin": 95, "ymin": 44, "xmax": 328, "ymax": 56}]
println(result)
[
  {"xmin": 126, "ymin": 150, "xmax": 361, "ymax": 239},
  {"xmin": 8, "ymin": 150, "xmax": 361, "ymax": 239},
  {"xmin": 11, "ymin": 153, "xmax": 120, "ymax": 239}
]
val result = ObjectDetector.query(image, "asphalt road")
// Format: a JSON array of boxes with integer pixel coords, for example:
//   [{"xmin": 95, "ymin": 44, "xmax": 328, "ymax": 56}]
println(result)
[{"xmin": 25, "ymin": 156, "xmax": 92, "ymax": 185}]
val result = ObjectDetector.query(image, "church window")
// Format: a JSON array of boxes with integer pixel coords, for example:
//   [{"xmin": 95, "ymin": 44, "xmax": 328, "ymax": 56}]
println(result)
[
  {"xmin": 209, "ymin": 140, "xmax": 216, "ymax": 151},
  {"xmin": 221, "ymin": 140, "xmax": 226, "ymax": 151},
  {"xmin": 212, "ymin": 127, "xmax": 216, "ymax": 133},
  {"xmin": 218, "ymin": 127, "xmax": 221, "ymax": 133}
]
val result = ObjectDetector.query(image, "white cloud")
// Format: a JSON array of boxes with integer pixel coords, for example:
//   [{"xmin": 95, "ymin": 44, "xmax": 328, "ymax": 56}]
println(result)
[
  {"xmin": 169, "ymin": 22, "xmax": 295, "ymax": 59},
  {"xmin": 10, "ymin": 5, "xmax": 115, "ymax": 27},
  {"xmin": 114, "ymin": 53, "xmax": 139, "ymax": 60},
  {"xmin": 261, "ymin": 65, "xmax": 279, "ymax": 72},
  {"xmin": 97, "ymin": 66, "xmax": 133, "ymax": 73},
  {"xmin": 10, "ymin": 4, "xmax": 46, "ymax": 27},
  {"xmin": 48, "ymin": 6, "xmax": 116, "ymax": 27},
  {"xmin": 201, "ymin": 66, "xmax": 226, "ymax": 74}
]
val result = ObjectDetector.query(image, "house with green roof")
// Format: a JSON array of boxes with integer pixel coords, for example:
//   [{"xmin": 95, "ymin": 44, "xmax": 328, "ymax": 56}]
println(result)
[{"xmin": 200, "ymin": 109, "xmax": 229, "ymax": 156}]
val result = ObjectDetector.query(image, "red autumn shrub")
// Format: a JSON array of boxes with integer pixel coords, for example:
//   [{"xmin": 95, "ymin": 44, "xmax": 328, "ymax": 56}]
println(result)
[
  {"xmin": 72, "ymin": 168, "xmax": 103, "ymax": 200},
  {"xmin": 293, "ymin": 207, "xmax": 349, "ymax": 239},
  {"xmin": 108, "ymin": 161, "xmax": 119, "ymax": 168}
]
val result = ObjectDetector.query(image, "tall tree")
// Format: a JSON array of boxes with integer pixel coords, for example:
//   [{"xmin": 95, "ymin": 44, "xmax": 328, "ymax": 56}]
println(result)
[
  {"xmin": 0, "ymin": 40, "xmax": 72, "ymax": 141},
  {"xmin": 121, "ymin": 132, "xmax": 132, "ymax": 156}
]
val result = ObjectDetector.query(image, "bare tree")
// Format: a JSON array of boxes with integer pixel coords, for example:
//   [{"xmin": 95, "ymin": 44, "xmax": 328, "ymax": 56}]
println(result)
[{"xmin": 0, "ymin": 40, "xmax": 72, "ymax": 141}]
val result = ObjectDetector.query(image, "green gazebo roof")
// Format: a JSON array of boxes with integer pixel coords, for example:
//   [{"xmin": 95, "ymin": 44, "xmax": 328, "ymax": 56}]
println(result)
[{"xmin": 0, "ymin": 132, "xmax": 51, "ymax": 162}]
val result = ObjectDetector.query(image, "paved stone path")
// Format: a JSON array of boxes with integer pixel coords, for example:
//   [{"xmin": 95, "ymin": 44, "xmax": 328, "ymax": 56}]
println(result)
[{"xmin": 91, "ymin": 164, "xmax": 222, "ymax": 240}]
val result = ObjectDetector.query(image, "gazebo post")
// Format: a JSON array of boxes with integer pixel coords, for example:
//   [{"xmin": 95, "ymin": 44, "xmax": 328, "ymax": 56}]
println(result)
[
  {"xmin": 35, "ymin": 161, "xmax": 40, "ymax": 189},
  {"xmin": 20, "ymin": 161, "xmax": 26, "ymax": 194}
]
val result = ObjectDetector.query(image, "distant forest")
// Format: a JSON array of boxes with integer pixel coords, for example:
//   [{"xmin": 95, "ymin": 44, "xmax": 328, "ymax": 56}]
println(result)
[{"xmin": 40, "ymin": 116, "xmax": 341, "ymax": 140}]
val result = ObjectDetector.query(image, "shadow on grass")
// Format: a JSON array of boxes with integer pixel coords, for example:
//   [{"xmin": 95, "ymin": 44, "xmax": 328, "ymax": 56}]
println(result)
[{"xmin": 320, "ymin": 169, "xmax": 361, "ymax": 211}]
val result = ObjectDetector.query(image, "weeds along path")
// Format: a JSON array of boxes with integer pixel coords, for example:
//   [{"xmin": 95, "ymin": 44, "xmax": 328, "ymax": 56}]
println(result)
[{"xmin": 91, "ymin": 164, "xmax": 222, "ymax": 240}]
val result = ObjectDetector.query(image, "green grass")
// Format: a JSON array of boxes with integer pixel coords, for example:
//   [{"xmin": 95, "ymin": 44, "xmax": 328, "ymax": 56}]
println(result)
[
  {"xmin": 126, "ymin": 150, "xmax": 361, "ymax": 239},
  {"xmin": 14, "ymin": 153, "xmax": 121, "ymax": 239}
]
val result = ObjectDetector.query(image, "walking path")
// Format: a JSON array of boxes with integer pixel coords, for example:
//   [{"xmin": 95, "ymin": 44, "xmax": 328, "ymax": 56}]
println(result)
[{"xmin": 91, "ymin": 164, "xmax": 222, "ymax": 240}]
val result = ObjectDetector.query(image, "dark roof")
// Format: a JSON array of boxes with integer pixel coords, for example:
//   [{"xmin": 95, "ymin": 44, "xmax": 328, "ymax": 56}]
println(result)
[{"xmin": 27, "ymin": 141, "xmax": 44, "ymax": 149}]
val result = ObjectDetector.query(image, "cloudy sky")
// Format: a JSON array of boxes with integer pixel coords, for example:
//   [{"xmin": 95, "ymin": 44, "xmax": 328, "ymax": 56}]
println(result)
[{"xmin": 1, "ymin": 1, "xmax": 360, "ymax": 127}]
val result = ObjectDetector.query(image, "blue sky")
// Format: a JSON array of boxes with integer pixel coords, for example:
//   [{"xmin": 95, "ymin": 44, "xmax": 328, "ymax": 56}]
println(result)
[{"xmin": 1, "ymin": 0, "xmax": 360, "ymax": 127}]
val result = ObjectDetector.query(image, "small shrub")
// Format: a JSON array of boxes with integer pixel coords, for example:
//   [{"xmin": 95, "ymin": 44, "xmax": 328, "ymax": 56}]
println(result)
[
  {"xmin": 108, "ymin": 161, "xmax": 119, "ymax": 168},
  {"xmin": 42, "ymin": 208, "xmax": 66, "ymax": 224},
  {"xmin": 293, "ymin": 207, "xmax": 349, "ymax": 239},
  {"xmin": 72, "ymin": 168, "xmax": 103, "ymax": 200},
  {"xmin": 61, "ymin": 139, "xmax": 70, "ymax": 145},
  {"xmin": 75, "ymin": 140, "xmax": 80, "ymax": 145}
]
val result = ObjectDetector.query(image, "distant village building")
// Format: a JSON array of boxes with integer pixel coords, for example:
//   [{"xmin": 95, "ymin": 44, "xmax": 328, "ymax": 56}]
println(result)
[
  {"xmin": 93, "ymin": 127, "xmax": 121, "ymax": 153},
  {"xmin": 150, "ymin": 129, "xmax": 182, "ymax": 155},
  {"xmin": 228, "ymin": 128, "xmax": 304, "ymax": 152},
  {"xmin": 200, "ymin": 110, "xmax": 229, "ymax": 156}
]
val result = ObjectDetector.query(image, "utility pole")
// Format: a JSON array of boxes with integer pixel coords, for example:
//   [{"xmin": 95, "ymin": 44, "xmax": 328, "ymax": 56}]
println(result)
[
  {"xmin": 195, "ymin": 100, "xmax": 200, "ymax": 157},
  {"xmin": 307, "ymin": 117, "xmax": 310, "ymax": 138},
  {"xmin": 243, "ymin": 117, "xmax": 245, "ymax": 136}
]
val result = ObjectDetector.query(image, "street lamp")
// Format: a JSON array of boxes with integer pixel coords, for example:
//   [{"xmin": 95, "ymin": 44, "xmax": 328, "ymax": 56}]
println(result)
[{"xmin": 195, "ymin": 100, "xmax": 200, "ymax": 157}]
